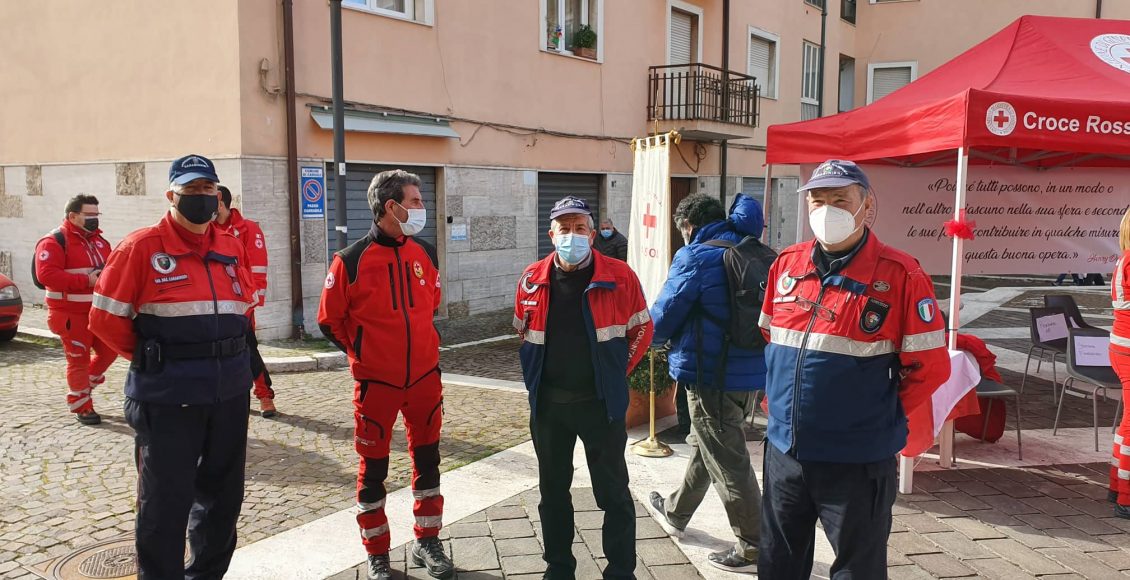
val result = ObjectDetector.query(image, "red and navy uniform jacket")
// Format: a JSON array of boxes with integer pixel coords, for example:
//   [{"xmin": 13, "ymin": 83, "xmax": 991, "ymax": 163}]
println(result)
[
  {"xmin": 513, "ymin": 250, "xmax": 654, "ymax": 421},
  {"xmin": 219, "ymin": 208, "xmax": 268, "ymax": 307},
  {"xmin": 318, "ymin": 230, "xmax": 441, "ymax": 389},
  {"xmin": 1111, "ymin": 251, "xmax": 1130, "ymax": 355},
  {"xmin": 34, "ymin": 220, "xmax": 112, "ymax": 313},
  {"xmin": 89, "ymin": 213, "xmax": 256, "ymax": 405},
  {"xmin": 758, "ymin": 230, "xmax": 950, "ymax": 463}
]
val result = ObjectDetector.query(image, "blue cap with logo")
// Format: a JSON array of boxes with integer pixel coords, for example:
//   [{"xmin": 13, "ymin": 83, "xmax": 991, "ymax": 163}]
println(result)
[
  {"xmin": 169, "ymin": 154, "xmax": 219, "ymax": 185},
  {"xmin": 798, "ymin": 159, "xmax": 871, "ymax": 192},
  {"xmin": 549, "ymin": 196, "xmax": 593, "ymax": 220}
]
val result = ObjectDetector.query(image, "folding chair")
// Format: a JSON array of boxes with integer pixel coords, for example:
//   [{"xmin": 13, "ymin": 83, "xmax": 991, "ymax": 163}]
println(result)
[
  {"xmin": 1044, "ymin": 294, "xmax": 1103, "ymax": 332},
  {"xmin": 1053, "ymin": 327, "xmax": 1121, "ymax": 451},
  {"xmin": 1021, "ymin": 307, "xmax": 1068, "ymax": 398},
  {"xmin": 974, "ymin": 378, "xmax": 1022, "ymax": 460}
]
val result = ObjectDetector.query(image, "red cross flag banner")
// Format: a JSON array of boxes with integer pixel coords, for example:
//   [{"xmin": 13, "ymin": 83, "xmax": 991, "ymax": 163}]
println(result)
[{"xmin": 627, "ymin": 133, "xmax": 674, "ymax": 306}]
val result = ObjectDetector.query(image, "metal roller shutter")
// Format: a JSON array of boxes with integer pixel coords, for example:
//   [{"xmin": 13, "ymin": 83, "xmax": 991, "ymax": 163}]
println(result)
[
  {"xmin": 537, "ymin": 173, "xmax": 601, "ymax": 259},
  {"xmin": 670, "ymin": 10, "xmax": 693, "ymax": 64},
  {"xmin": 325, "ymin": 163, "xmax": 438, "ymax": 256},
  {"xmin": 742, "ymin": 177, "xmax": 766, "ymax": 207},
  {"xmin": 871, "ymin": 66, "xmax": 912, "ymax": 103}
]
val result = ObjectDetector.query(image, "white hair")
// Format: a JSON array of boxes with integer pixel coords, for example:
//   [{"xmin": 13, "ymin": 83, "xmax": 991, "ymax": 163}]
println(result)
[
  {"xmin": 169, "ymin": 181, "xmax": 185, "ymax": 194},
  {"xmin": 551, "ymin": 214, "xmax": 594, "ymax": 230}
]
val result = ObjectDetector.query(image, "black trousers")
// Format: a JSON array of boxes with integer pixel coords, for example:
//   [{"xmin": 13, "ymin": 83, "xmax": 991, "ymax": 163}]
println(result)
[
  {"xmin": 532, "ymin": 399, "xmax": 636, "ymax": 580},
  {"xmin": 759, "ymin": 442, "xmax": 896, "ymax": 580},
  {"xmin": 124, "ymin": 392, "xmax": 250, "ymax": 580}
]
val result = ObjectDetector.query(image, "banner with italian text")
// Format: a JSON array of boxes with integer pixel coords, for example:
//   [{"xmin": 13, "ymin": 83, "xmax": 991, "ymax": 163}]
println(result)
[
  {"xmin": 628, "ymin": 137, "xmax": 672, "ymax": 306},
  {"xmin": 799, "ymin": 165, "xmax": 1129, "ymax": 275}
]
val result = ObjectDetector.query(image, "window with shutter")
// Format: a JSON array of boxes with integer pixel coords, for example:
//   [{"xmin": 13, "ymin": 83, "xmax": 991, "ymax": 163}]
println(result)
[
  {"xmin": 801, "ymin": 41, "xmax": 821, "ymax": 119},
  {"xmin": 670, "ymin": 9, "xmax": 694, "ymax": 64},
  {"xmin": 869, "ymin": 64, "xmax": 914, "ymax": 103},
  {"xmin": 748, "ymin": 34, "xmax": 777, "ymax": 99}
]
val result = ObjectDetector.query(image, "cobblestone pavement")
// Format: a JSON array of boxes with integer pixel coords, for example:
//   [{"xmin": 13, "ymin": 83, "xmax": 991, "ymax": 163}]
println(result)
[
  {"xmin": 441, "ymin": 338, "xmax": 523, "ymax": 383},
  {"xmin": 331, "ymin": 487, "xmax": 702, "ymax": 580},
  {"xmin": 0, "ymin": 338, "xmax": 531, "ymax": 579},
  {"xmin": 886, "ymin": 462, "xmax": 1130, "ymax": 579}
]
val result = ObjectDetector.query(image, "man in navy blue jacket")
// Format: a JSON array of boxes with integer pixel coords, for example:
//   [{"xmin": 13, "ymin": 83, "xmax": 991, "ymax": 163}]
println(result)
[{"xmin": 646, "ymin": 193, "xmax": 766, "ymax": 573}]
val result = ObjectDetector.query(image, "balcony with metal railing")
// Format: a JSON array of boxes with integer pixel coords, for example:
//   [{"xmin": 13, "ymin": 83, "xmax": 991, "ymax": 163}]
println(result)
[{"xmin": 647, "ymin": 63, "xmax": 760, "ymax": 141}]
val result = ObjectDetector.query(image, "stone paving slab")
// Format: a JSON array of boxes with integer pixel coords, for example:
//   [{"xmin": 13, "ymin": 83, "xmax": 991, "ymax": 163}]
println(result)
[
  {"xmin": 0, "ymin": 338, "xmax": 531, "ymax": 579},
  {"xmin": 333, "ymin": 488, "xmax": 701, "ymax": 580}
]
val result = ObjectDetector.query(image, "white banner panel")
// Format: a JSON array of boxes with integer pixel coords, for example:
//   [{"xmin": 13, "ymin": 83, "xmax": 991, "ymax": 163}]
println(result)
[
  {"xmin": 627, "ymin": 139, "xmax": 672, "ymax": 306},
  {"xmin": 799, "ymin": 165, "xmax": 1129, "ymax": 275}
]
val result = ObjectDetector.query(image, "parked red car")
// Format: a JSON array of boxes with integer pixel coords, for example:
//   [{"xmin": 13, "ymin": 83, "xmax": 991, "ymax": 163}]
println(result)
[{"xmin": 0, "ymin": 273, "xmax": 22, "ymax": 342}]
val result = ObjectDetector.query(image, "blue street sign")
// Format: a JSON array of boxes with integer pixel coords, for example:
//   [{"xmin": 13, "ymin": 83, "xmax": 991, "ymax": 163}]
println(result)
[{"xmin": 300, "ymin": 166, "xmax": 326, "ymax": 220}]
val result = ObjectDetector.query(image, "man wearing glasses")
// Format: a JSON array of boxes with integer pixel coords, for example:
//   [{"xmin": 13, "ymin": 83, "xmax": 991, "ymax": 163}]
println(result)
[
  {"xmin": 757, "ymin": 160, "xmax": 950, "ymax": 578},
  {"xmin": 33, "ymin": 194, "xmax": 117, "ymax": 425}
]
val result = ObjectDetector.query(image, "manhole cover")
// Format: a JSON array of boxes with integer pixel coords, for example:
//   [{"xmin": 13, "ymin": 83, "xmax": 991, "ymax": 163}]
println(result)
[
  {"xmin": 27, "ymin": 535, "xmax": 187, "ymax": 580},
  {"xmin": 76, "ymin": 546, "xmax": 136, "ymax": 578}
]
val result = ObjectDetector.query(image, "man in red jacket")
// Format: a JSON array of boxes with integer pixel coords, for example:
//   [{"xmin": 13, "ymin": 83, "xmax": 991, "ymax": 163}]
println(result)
[
  {"xmin": 34, "ymin": 194, "xmax": 117, "ymax": 425},
  {"xmin": 216, "ymin": 185, "xmax": 277, "ymax": 417},
  {"xmin": 90, "ymin": 154, "xmax": 257, "ymax": 579},
  {"xmin": 318, "ymin": 170, "xmax": 452, "ymax": 580}
]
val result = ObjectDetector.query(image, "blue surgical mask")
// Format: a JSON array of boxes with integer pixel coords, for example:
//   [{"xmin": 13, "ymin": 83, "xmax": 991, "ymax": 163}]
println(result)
[
  {"xmin": 554, "ymin": 233, "xmax": 591, "ymax": 265},
  {"xmin": 600, "ymin": 229, "xmax": 613, "ymax": 239}
]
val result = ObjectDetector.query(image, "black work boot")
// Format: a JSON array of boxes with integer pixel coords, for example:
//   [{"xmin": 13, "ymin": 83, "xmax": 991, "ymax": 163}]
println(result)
[
  {"xmin": 411, "ymin": 537, "xmax": 454, "ymax": 579},
  {"xmin": 76, "ymin": 410, "xmax": 102, "ymax": 425},
  {"xmin": 367, "ymin": 553, "xmax": 393, "ymax": 580}
]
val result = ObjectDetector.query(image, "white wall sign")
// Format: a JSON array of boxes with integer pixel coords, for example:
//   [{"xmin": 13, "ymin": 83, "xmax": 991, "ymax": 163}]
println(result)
[{"xmin": 450, "ymin": 223, "xmax": 468, "ymax": 241}]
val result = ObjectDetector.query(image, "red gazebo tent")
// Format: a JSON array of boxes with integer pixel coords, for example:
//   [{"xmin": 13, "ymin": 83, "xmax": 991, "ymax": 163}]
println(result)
[{"xmin": 764, "ymin": 15, "xmax": 1130, "ymax": 481}]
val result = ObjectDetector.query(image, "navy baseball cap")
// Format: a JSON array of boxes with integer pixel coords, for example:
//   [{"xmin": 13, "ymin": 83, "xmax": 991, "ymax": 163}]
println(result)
[
  {"xmin": 798, "ymin": 159, "xmax": 871, "ymax": 192},
  {"xmin": 169, "ymin": 154, "xmax": 219, "ymax": 185},
  {"xmin": 549, "ymin": 196, "xmax": 592, "ymax": 220}
]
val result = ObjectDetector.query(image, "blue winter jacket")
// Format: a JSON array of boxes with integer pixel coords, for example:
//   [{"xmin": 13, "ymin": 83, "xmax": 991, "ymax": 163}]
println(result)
[{"xmin": 649, "ymin": 194, "xmax": 767, "ymax": 391}]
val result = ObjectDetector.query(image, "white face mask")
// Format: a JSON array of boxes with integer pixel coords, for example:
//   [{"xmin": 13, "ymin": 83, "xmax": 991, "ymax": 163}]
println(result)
[
  {"xmin": 809, "ymin": 203, "xmax": 864, "ymax": 246},
  {"xmin": 395, "ymin": 203, "xmax": 427, "ymax": 236}
]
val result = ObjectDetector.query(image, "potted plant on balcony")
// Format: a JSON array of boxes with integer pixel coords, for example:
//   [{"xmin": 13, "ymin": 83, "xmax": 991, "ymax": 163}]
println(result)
[
  {"xmin": 625, "ymin": 348, "xmax": 676, "ymax": 429},
  {"xmin": 572, "ymin": 24, "xmax": 598, "ymax": 60}
]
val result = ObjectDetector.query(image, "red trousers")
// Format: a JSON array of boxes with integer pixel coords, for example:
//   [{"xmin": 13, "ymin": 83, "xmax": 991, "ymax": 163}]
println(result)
[
  {"xmin": 354, "ymin": 371, "xmax": 444, "ymax": 555},
  {"xmin": 1111, "ymin": 349, "xmax": 1130, "ymax": 505},
  {"xmin": 46, "ymin": 310, "xmax": 117, "ymax": 413}
]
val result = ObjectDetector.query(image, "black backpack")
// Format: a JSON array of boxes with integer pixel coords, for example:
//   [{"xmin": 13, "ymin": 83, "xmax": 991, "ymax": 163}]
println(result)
[
  {"xmin": 30, "ymin": 229, "xmax": 66, "ymax": 290},
  {"xmin": 703, "ymin": 236, "xmax": 778, "ymax": 350}
]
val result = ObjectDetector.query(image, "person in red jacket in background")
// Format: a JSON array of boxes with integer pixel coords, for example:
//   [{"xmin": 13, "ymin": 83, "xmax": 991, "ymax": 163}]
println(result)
[
  {"xmin": 1109, "ymin": 208, "xmax": 1130, "ymax": 519},
  {"xmin": 318, "ymin": 170, "xmax": 452, "ymax": 580},
  {"xmin": 216, "ymin": 185, "xmax": 277, "ymax": 417},
  {"xmin": 34, "ymin": 194, "xmax": 117, "ymax": 425}
]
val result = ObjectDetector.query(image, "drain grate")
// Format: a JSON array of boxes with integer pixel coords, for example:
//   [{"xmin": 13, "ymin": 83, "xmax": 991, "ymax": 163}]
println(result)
[{"xmin": 75, "ymin": 546, "xmax": 137, "ymax": 578}]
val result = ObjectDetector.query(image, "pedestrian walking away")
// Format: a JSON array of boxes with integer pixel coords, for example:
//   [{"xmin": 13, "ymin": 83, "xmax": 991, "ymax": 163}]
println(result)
[
  {"xmin": 1107, "ymin": 208, "xmax": 1130, "ymax": 519},
  {"xmin": 318, "ymin": 169, "xmax": 453, "ymax": 580},
  {"xmin": 647, "ymin": 193, "xmax": 771, "ymax": 574},
  {"xmin": 216, "ymin": 184, "xmax": 277, "ymax": 418},
  {"xmin": 757, "ymin": 160, "xmax": 950, "ymax": 579},
  {"xmin": 89, "ymin": 154, "xmax": 257, "ymax": 579},
  {"xmin": 33, "ymin": 194, "xmax": 118, "ymax": 425},
  {"xmin": 514, "ymin": 196, "xmax": 653, "ymax": 580}
]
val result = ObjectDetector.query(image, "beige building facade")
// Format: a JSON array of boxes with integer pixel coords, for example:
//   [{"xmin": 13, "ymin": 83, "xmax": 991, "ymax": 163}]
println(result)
[{"xmin": 2, "ymin": 0, "xmax": 1125, "ymax": 338}]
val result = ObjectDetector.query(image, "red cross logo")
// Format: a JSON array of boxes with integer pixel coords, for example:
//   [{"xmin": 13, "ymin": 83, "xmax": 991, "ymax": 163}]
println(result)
[
  {"xmin": 993, "ymin": 110, "xmax": 1011, "ymax": 128},
  {"xmin": 642, "ymin": 203, "xmax": 657, "ymax": 239}
]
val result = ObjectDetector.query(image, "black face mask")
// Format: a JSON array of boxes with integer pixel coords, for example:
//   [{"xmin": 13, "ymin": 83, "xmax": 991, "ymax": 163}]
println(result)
[
  {"xmin": 83, "ymin": 217, "xmax": 99, "ymax": 232},
  {"xmin": 175, "ymin": 194, "xmax": 218, "ymax": 225}
]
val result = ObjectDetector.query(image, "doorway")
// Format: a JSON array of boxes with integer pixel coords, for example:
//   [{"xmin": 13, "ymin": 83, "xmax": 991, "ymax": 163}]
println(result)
[{"xmin": 670, "ymin": 177, "xmax": 695, "ymax": 256}]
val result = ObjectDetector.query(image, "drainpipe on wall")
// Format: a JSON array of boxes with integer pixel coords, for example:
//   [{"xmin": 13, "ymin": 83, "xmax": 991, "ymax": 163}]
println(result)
[
  {"xmin": 719, "ymin": 0, "xmax": 730, "ymax": 204},
  {"xmin": 330, "ymin": 0, "xmax": 348, "ymax": 254},
  {"xmin": 817, "ymin": 0, "xmax": 827, "ymax": 117},
  {"xmin": 1096, "ymin": 0, "xmax": 1103, "ymax": 18},
  {"xmin": 282, "ymin": 0, "xmax": 305, "ymax": 338}
]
